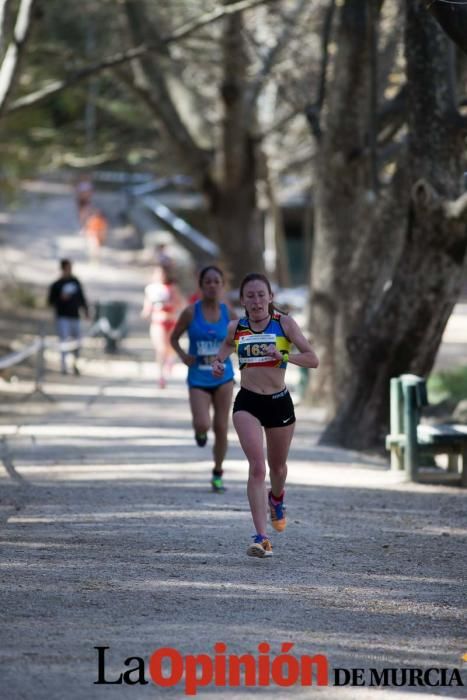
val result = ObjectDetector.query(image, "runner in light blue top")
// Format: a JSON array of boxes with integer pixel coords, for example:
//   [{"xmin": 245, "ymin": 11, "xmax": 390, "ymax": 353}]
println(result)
[
  {"xmin": 187, "ymin": 300, "xmax": 234, "ymax": 389},
  {"xmin": 170, "ymin": 266, "xmax": 237, "ymax": 492}
]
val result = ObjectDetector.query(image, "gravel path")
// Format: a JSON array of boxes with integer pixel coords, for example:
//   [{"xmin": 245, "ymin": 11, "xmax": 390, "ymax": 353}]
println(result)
[{"xmin": 0, "ymin": 184, "xmax": 466, "ymax": 699}]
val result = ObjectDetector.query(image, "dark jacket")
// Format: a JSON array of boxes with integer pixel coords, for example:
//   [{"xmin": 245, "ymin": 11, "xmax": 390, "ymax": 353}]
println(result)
[{"xmin": 48, "ymin": 276, "xmax": 88, "ymax": 319}]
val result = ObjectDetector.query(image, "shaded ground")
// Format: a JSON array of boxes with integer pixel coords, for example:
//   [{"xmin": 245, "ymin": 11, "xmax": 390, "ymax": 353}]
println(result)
[{"xmin": 0, "ymin": 184, "xmax": 466, "ymax": 699}]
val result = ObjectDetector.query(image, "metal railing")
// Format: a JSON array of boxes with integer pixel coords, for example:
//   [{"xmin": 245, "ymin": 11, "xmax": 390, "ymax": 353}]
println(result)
[{"xmin": 124, "ymin": 175, "xmax": 220, "ymax": 259}]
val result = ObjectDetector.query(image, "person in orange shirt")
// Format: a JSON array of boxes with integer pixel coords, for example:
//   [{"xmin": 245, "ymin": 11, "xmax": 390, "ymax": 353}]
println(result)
[{"xmin": 84, "ymin": 208, "xmax": 108, "ymax": 264}]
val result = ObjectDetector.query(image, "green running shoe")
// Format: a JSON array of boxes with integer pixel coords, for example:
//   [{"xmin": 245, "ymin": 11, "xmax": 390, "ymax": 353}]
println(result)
[
  {"xmin": 211, "ymin": 475, "xmax": 226, "ymax": 493},
  {"xmin": 195, "ymin": 431, "xmax": 207, "ymax": 447}
]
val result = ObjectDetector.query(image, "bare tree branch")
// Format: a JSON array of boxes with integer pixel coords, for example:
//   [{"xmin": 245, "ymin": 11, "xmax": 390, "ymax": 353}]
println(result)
[
  {"xmin": 6, "ymin": 46, "xmax": 151, "ymax": 113},
  {"xmin": 166, "ymin": 0, "xmax": 280, "ymax": 44},
  {"xmin": 304, "ymin": 0, "xmax": 336, "ymax": 141},
  {"xmin": 281, "ymin": 150, "xmax": 314, "ymax": 174},
  {"xmin": 246, "ymin": 0, "xmax": 308, "ymax": 116},
  {"xmin": 119, "ymin": 0, "xmax": 216, "ymax": 188},
  {"xmin": 124, "ymin": 0, "xmax": 213, "ymax": 151},
  {"xmin": 0, "ymin": 0, "xmax": 37, "ymax": 115},
  {"xmin": 443, "ymin": 190, "xmax": 467, "ymax": 220},
  {"xmin": 6, "ymin": 0, "xmax": 279, "ymax": 113},
  {"xmin": 116, "ymin": 65, "xmax": 212, "ymax": 177},
  {"xmin": 0, "ymin": 0, "xmax": 12, "ymax": 52},
  {"xmin": 258, "ymin": 106, "xmax": 303, "ymax": 139}
]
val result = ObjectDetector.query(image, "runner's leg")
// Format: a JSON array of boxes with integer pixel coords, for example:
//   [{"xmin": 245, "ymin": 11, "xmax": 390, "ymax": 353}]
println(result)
[
  {"xmin": 69, "ymin": 319, "xmax": 81, "ymax": 373},
  {"xmin": 150, "ymin": 324, "xmax": 165, "ymax": 386},
  {"xmin": 160, "ymin": 324, "xmax": 175, "ymax": 385},
  {"xmin": 265, "ymin": 423, "xmax": 295, "ymax": 499},
  {"xmin": 211, "ymin": 381, "xmax": 233, "ymax": 473},
  {"xmin": 189, "ymin": 387, "xmax": 212, "ymax": 439},
  {"xmin": 233, "ymin": 411, "xmax": 267, "ymax": 535},
  {"xmin": 57, "ymin": 317, "xmax": 69, "ymax": 374}
]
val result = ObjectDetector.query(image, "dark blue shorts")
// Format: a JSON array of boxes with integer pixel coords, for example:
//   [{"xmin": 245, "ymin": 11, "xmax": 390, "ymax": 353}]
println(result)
[{"xmin": 189, "ymin": 379, "xmax": 234, "ymax": 395}]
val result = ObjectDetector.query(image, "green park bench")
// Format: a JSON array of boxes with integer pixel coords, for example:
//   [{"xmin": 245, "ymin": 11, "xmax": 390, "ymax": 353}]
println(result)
[
  {"xmin": 94, "ymin": 301, "xmax": 128, "ymax": 353},
  {"xmin": 385, "ymin": 374, "xmax": 467, "ymax": 487}
]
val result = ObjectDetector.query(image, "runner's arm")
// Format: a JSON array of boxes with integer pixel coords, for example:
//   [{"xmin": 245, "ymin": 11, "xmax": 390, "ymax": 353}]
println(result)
[
  {"xmin": 171, "ymin": 284, "xmax": 186, "ymax": 314},
  {"xmin": 280, "ymin": 315, "xmax": 319, "ymax": 368},
  {"xmin": 141, "ymin": 291, "xmax": 152, "ymax": 319},
  {"xmin": 170, "ymin": 306, "xmax": 196, "ymax": 366},
  {"xmin": 77, "ymin": 281, "xmax": 89, "ymax": 318},
  {"xmin": 212, "ymin": 320, "xmax": 237, "ymax": 376}
]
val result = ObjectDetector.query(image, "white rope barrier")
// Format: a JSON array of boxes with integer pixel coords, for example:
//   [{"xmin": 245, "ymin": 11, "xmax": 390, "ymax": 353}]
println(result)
[
  {"xmin": 0, "ymin": 339, "xmax": 42, "ymax": 370},
  {"xmin": 0, "ymin": 317, "xmax": 127, "ymax": 371}
]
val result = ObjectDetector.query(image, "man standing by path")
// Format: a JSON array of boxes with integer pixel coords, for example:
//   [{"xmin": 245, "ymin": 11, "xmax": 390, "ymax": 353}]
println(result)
[{"xmin": 48, "ymin": 259, "xmax": 89, "ymax": 375}]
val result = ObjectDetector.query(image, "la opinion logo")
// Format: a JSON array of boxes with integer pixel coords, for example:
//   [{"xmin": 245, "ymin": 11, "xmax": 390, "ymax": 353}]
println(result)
[
  {"xmin": 94, "ymin": 645, "xmax": 465, "ymax": 695},
  {"xmin": 95, "ymin": 643, "xmax": 328, "ymax": 694}
]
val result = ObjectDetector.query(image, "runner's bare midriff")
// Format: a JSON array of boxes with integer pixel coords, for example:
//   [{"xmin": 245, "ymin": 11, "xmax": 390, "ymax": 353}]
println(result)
[{"xmin": 240, "ymin": 366, "xmax": 286, "ymax": 394}]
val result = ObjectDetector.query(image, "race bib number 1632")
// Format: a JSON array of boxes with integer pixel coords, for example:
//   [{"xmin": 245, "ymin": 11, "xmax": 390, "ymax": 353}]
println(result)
[{"xmin": 238, "ymin": 333, "xmax": 276, "ymax": 364}]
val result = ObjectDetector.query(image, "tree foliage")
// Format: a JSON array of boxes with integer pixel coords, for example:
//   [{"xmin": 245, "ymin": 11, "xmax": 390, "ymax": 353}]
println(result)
[{"xmin": 2, "ymin": 0, "xmax": 322, "ymax": 286}]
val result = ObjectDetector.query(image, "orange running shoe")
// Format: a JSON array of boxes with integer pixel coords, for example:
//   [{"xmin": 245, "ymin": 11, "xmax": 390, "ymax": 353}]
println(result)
[
  {"xmin": 268, "ymin": 490, "xmax": 286, "ymax": 532},
  {"xmin": 247, "ymin": 534, "xmax": 273, "ymax": 558}
]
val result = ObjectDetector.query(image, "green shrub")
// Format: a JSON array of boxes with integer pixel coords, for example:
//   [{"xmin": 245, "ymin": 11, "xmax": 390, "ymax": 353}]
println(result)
[
  {"xmin": 428, "ymin": 367, "xmax": 467, "ymax": 405},
  {"xmin": 4, "ymin": 283, "xmax": 38, "ymax": 309}
]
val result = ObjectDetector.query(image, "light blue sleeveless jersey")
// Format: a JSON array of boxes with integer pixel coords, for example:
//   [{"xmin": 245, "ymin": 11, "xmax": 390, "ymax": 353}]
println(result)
[{"xmin": 187, "ymin": 301, "xmax": 234, "ymax": 388}]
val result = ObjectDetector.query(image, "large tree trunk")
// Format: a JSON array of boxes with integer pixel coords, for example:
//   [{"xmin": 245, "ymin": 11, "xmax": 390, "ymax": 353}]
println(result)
[
  {"xmin": 427, "ymin": 0, "xmax": 467, "ymax": 55},
  {"xmin": 309, "ymin": 0, "xmax": 375, "ymax": 411},
  {"xmin": 208, "ymin": 3, "xmax": 264, "ymax": 287},
  {"xmin": 310, "ymin": 1, "xmax": 407, "ymax": 414},
  {"xmin": 323, "ymin": 203, "xmax": 467, "ymax": 449},
  {"xmin": 122, "ymin": 0, "xmax": 264, "ymax": 289},
  {"xmin": 213, "ymin": 171, "xmax": 265, "ymax": 286},
  {"xmin": 317, "ymin": 1, "xmax": 467, "ymax": 449}
]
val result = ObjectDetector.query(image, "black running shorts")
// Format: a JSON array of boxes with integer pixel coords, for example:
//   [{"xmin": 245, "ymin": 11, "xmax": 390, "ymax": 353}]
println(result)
[{"xmin": 233, "ymin": 387, "xmax": 296, "ymax": 428}]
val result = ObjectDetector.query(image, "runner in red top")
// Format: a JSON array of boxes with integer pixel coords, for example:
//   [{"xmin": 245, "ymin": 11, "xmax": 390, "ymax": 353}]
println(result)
[{"xmin": 142, "ymin": 266, "xmax": 184, "ymax": 388}]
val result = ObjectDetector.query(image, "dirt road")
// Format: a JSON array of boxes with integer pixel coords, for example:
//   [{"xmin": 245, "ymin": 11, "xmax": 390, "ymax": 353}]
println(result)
[{"xmin": 0, "ymin": 184, "xmax": 466, "ymax": 699}]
